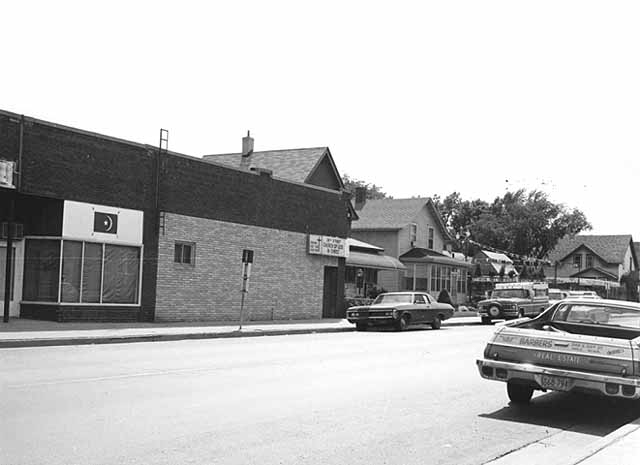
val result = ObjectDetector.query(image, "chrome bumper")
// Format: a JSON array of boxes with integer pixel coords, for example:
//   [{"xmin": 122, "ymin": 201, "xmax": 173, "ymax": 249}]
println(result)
[{"xmin": 476, "ymin": 358, "xmax": 640, "ymax": 399}]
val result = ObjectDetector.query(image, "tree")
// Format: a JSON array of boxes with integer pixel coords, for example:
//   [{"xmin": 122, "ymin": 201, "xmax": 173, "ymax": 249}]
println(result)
[
  {"xmin": 342, "ymin": 174, "xmax": 390, "ymax": 199},
  {"xmin": 434, "ymin": 189, "xmax": 591, "ymax": 259}
]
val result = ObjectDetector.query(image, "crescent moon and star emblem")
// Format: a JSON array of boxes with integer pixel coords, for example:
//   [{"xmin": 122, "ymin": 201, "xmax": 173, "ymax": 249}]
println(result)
[
  {"xmin": 103, "ymin": 215, "xmax": 113, "ymax": 232},
  {"xmin": 94, "ymin": 211, "xmax": 118, "ymax": 234}
]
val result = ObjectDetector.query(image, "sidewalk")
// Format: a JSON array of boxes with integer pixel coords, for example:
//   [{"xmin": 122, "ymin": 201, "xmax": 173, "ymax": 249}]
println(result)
[
  {"xmin": 0, "ymin": 313, "xmax": 482, "ymax": 348},
  {"xmin": 562, "ymin": 417, "xmax": 640, "ymax": 465}
]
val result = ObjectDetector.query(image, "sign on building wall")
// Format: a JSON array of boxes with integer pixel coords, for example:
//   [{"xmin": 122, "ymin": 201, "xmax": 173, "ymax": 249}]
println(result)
[
  {"xmin": 308, "ymin": 234, "xmax": 348, "ymax": 258},
  {"xmin": 62, "ymin": 200, "xmax": 144, "ymax": 245},
  {"xmin": 0, "ymin": 160, "xmax": 15, "ymax": 189}
]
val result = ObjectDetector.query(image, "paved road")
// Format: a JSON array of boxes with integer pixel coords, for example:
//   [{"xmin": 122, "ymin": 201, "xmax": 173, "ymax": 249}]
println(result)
[{"xmin": 2, "ymin": 325, "xmax": 639, "ymax": 465}]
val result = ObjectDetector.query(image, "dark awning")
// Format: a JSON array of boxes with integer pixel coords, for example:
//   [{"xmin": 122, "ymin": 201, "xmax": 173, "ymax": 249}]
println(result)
[{"xmin": 346, "ymin": 251, "xmax": 406, "ymax": 271}]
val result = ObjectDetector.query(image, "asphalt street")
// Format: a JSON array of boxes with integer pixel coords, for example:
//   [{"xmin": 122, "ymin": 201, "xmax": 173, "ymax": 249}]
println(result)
[{"xmin": 2, "ymin": 325, "xmax": 639, "ymax": 465}]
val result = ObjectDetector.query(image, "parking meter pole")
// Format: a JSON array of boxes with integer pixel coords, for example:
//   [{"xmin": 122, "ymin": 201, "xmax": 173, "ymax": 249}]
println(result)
[
  {"xmin": 239, "ymin": 262, "xmax": 251, "ymax": 331},
  {"xmin": 239, "ymin": 288, "xmax": 246, "ymax": 331}
]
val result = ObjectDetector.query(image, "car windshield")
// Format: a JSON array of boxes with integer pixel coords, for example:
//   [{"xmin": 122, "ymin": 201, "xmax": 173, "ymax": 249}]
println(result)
[
  {"xmin": 492, "ymin": 289, "xmax": 527, "ymax": 298},
  {"xmin": 553, "ymin": 303, "xmax": 640, "ymax": 328},
  {"xmin": 373, "ymin": 294, "xmax": 413, "ymax": 304}
]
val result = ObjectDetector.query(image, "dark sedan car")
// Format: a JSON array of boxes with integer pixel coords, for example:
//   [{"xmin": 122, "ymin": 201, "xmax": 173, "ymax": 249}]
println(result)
[{"xmin": 346, "ymin": 291, "xmax": 454, "ymax": 331}]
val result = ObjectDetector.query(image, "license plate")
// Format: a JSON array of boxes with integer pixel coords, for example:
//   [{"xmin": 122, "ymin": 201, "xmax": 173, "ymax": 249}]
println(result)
[{"xmin": 540, "ymin": 375, "xmax": 572, "ymax": 391}]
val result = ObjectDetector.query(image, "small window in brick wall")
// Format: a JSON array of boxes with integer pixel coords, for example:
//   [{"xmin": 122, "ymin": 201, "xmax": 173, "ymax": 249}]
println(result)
[{"xmin": 174, "ymin": 242, "xmax": 195, "ymax": 265}]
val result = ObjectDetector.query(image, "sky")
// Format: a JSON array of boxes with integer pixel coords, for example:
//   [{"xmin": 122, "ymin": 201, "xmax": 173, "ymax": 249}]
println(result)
[{"xmin": 2, "ymin": 1, "xmax": 639, "ymax": 238}]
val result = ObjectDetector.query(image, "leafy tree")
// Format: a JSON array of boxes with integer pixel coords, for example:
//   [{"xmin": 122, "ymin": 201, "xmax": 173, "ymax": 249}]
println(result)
[
  {"xmin": 342, "ymin": 174, "xmax": 390, "ymax": 199},
  {"xmin": 433, "ymin": 189, "xmax": 591, "ymax": 259}
]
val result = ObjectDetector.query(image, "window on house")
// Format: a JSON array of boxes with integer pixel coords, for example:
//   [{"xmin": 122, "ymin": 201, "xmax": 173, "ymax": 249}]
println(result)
[
  {"xmin": 428, "ymin": 228, "xmax": 434, "ymax": 250},
  {"xmin": 573, "ymin": 255, "xmax": 582, "ymax": 269},
  {"xmin": 586, "ymin": 254, "xmax": 594, "ymax": 268},
  {"xmin": 175, "ymin": 242, "xmax": 195, "ymax": 265},
  {"xmin": 430, "ymin": 266, "xmax": 436, "ymax": 291},
  {"xmin": 410, "ymin": 223, "xmax": 417, "ymax": 244}
]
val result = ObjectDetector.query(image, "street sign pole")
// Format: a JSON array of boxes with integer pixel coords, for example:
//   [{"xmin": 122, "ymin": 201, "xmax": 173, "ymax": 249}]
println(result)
[{"xmin": 238, "ymin": 249, "xmax": 254, "ymax": 331}]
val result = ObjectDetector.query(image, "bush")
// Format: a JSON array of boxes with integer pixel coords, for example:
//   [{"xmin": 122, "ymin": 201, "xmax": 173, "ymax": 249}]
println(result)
[
  {"xmin": 437, "ymin": 289, "xmax": 453, "ymax": 306},
  {"xmin": 367, "ymin": 285, "xmax": 387, "ymax": 299}
]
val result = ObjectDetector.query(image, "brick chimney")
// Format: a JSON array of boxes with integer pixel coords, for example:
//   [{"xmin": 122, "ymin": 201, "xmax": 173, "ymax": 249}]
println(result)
[
  {"xmin": 242, "ymin": 131, "xmax": 254, "ymax": 157},
  {"xmin": 355, "ymin": 187, "xmax": 367, "ymax": 210}
]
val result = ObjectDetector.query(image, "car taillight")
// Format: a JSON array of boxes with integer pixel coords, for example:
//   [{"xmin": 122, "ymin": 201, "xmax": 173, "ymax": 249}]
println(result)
[{"xmin": 483, "ymin": 343, "xmax": 493, "ymax": 359}]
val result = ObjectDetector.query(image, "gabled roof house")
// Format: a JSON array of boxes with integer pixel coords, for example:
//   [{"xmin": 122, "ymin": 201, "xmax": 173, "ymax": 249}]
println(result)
[
  {"xmin": 203, "ymin": 133, "xmax": 344, "ymax": 192},
  {"xmin": 350, "ymin": 191, "xmax": 472, "ymax": 305},
  {"xmin": 472, "ymin": 250, "xmax": 519, "ymax": 277},
  {"xmin": 546, "ymin": 234, "xmax": 637, "ymax": 282}
]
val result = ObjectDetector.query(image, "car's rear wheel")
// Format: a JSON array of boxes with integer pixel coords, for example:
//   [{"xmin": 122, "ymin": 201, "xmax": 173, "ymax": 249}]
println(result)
[
  {"xmin": 518, "ymin": 308, "xmax": 525, "ymax": 318},
  {"xmin": 355, "ymin": 322, "xmax": 367, "ymax": 331},
  {"xmin": 488, "ymin": 306, "xmax": 501, "ymax": 318},
  {"xmin": 395, "ymin": 315, "xmax": 409, "ymax": 331},
  {"xmin": 431, "ymin": 315, "xmax": 442, "ymax": 330},
  {"xmin": 507, "ymin": 382, "xmax": 534, "ymax": 404}
]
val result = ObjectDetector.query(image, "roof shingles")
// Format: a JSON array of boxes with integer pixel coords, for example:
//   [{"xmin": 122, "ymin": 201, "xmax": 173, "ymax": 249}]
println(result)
[
  {"xmin": 548, "ymin": 235, "xmax": 633, "ymax": 264},
  {"xmin": 203, "ymin": 148, "xmax": 328, "ymax": 184},
  {"xmin": 351, "ymin": 198, "xmax": 435, "ymax": 230}
]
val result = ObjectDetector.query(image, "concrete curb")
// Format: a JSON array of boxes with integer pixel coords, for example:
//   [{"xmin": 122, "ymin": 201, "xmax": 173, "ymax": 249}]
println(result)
[
  {"xmin": 0, "ymin": 316, "xmax": 482, "ymax": 349},
  {"xmin": 0, "ymin": 326, "xmax": 356, "ymax": 349}
]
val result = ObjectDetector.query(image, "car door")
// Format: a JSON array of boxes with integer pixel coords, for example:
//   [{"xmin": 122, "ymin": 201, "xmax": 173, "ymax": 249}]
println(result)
[
  {"xmin": 412, "ymin": 293, "xmax": 430, "ymax": 323},
  {"xmin": 423, "ymin": 293, "xmax": 438, "ymax": 322}
]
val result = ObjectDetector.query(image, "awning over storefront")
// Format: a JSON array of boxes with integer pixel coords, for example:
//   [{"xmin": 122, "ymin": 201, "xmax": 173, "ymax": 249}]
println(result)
[
  {"xmin": 347, "ymin": 251, "xmax": 406, "ymax": 271},
  {"xmin": 399, "ymin": 247, "xmax": 474, "ymax": 268}
]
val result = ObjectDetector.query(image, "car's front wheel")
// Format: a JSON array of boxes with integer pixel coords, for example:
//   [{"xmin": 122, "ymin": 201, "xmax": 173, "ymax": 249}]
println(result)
[
  {"xmin": 488, "ymin": 306, "xmax": 501, "ymax": 318},
  {"xmin": 431, "ymin": 315, "xmax": 442, "ymax": 330},
  {"xmin": 395, "ymin": 315, "xmax": 409, "ymax": 331},
  {"xmin": 507, "ymin": 382, "xmax": 534, "ymax": 404},
  {"xmin": 355, "ymin": 322, "xmax": 367, "ymax": 332}
]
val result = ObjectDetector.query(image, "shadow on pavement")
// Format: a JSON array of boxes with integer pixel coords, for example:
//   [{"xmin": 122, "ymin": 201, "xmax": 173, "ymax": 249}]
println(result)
[
  {"xmin": 358, "ymin": 325, "xmax": 454, "ymax": 333},
  {"xmin": 479, "ymin": 391, "xmax": 640, "ymax": 437}
]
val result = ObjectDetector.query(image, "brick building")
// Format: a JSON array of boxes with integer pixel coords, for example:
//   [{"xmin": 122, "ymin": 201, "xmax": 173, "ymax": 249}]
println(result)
[{"xmin": 0, "ymin": 110, "xmax": 350, "ymax": 322}]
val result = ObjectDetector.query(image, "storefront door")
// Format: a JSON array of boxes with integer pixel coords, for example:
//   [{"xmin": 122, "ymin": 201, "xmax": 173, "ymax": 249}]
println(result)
[
  {"xmin": 1, "ymin": 242, "xmax": 24, "ymax": 317},
  {"xmin": 322, "ymin": 266, "xmax": 338, "ymax": 318}
]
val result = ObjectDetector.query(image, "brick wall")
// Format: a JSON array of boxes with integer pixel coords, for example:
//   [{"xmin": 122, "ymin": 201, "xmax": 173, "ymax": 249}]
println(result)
[
  {"xmin": 160, "ymin": 154, "xmax": 349, "ymax": 238},
  {"xmin": 0, "ymin": 110, "xmax": 350, "ymax": 322},
  {"xmin": 155, "ymin": 213, "xmax": 338, "ymax": 322}
]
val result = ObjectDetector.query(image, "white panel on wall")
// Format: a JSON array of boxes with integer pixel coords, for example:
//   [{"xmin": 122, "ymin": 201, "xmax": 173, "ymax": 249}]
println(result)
[{"xmin": 62, "ymin": 200, "xmax": 144, "ymax": 245}]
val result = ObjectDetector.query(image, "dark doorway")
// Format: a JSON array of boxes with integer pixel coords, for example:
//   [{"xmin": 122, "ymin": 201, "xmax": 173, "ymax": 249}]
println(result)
[{"xmin": 322, "ymin": 266, "xmax": 338, "ymax": 318}]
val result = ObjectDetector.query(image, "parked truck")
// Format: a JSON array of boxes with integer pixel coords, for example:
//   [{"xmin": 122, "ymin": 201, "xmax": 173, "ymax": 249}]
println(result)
[{"xmin": 478, "ymin": 281, "xmax": 549, "ymax": 324}]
